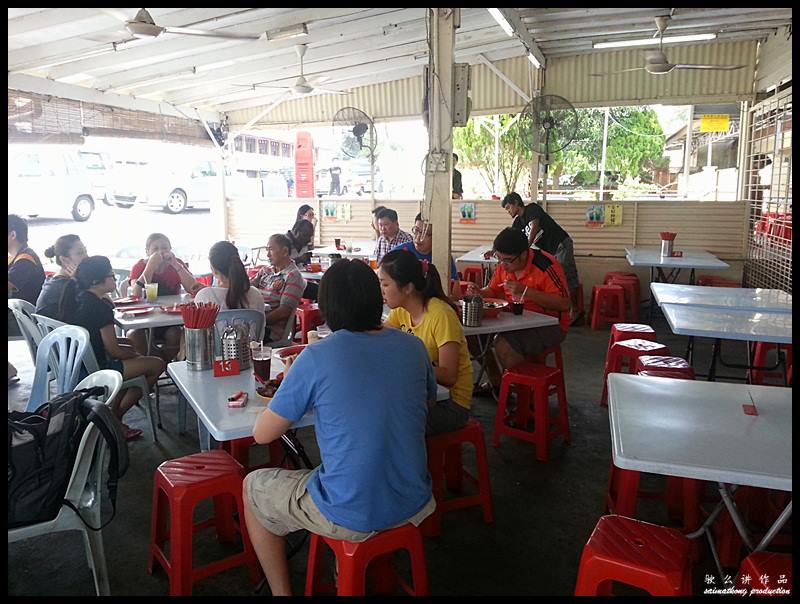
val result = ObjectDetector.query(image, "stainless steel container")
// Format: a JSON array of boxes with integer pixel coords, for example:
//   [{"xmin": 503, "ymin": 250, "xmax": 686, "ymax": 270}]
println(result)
[
  {"xmin": 660, "ymin": 239, "xmax": 674, "ymax": 257},
  {"xmin": 461, "ymin": 294, "xmax": 483, "ymax": 327},
  {"xmin": 185, "ymin": 327, "xmax": 213, "ymax": 371},
  {"xmin": 221, "ymin": 324, "xmax": 251, "ymax": 370}
]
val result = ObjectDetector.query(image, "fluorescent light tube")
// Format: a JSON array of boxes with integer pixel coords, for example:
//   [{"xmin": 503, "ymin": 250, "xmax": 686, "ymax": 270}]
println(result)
[
  {"xmin": 527, "ymin": 52, "xmax": 541, "ymax": 68},
  {"xmin": 594, "ymin": 33, "xmax": 716, "ymax": 49},
  {"xmin": 488, "ymin": 8, "xmax": 514, "ymax": 37},
  {"xmin": 266, "ymin": 23, "xmax": 308, "ymax": 42}
]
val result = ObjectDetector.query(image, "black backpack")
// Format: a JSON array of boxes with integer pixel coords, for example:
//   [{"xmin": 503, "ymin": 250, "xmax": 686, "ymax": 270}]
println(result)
[{"xmin": 8, "ymin": 387, "xmax": 129, "ymax": 530}]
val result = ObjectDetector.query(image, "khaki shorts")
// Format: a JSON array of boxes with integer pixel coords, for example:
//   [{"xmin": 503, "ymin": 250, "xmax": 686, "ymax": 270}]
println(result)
[{"xmin": 244, "ymin": 468, "xmax": 436, "ymax": 542}]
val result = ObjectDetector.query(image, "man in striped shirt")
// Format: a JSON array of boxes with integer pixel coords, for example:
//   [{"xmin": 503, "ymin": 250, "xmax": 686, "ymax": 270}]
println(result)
[
  {"xmin": 373, "ymin": 207, "xmax": 413, "ymax": 264},
  {"xmin": 250, "ymin": 234, "xmax": 306, "ymax": 343}
]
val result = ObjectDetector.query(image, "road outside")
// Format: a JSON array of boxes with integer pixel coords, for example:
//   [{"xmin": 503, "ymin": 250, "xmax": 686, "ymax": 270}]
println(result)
[{"xmin": 25, "ymin": 203, "xmax": 218, "ymax": 270}]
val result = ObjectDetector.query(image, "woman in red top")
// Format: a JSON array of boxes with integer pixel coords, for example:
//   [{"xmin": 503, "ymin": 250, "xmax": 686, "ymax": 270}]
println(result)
[{"xmin": 128, "ymin": 233, "xmax": 204, "ymax": 360}]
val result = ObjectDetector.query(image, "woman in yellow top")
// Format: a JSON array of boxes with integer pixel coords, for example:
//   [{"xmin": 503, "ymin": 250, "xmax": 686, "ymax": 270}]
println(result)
[{"xmin": 379, "ymin": 249, "xmax": 473, "ymax": 435}]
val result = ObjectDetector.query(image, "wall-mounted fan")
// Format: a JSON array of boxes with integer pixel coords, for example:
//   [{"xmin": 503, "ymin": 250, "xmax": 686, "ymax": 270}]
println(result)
[
  {"xmin": 125, "ymin": 8, "xmax": 262, "ymax": 40},
  {"xmin": 234, "ymin": 45, "xmax": 347, "ymax": 96},
  {"xmin": 332, "ymin": 107, "xmax": 377, "ymax": 160},
  {"xmin": 522, "ymin": 94, "xmax": 579, "ymax": 200},
  {"xmin": 591, "ymin": 16, "xmax": 746, "ymax": 77}
]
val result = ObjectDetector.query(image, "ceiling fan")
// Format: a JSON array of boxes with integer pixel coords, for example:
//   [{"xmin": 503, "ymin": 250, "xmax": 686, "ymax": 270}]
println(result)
[
  {"xmin": 234, "ymin": 45, "xmax": 347, "ymax": 96},
  {"xmin": 591, "ymin": 16, "xmax": 745, "ymax": 77},
  {"xmin": 125, "ymin": 8, "xmax": 262, "ymax": 40}
]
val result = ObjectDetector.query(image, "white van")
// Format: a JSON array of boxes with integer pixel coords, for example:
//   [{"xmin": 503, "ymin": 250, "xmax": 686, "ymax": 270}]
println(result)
[
  {"xmin": 8, "ymin": 147, "xmax": 97, "ymax": 221},
  {"xmin": 114, "ymin": 160, "xmax": 218, "ymax": 214}
]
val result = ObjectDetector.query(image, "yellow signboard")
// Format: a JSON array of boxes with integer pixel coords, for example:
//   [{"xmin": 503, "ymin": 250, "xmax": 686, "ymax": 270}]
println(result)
[
  {"xmin": 700, "ymin": 114, "xmax": 730, "ymax": 133},
  {"xmin": 604, "ymin": 203, "xmax": 623, "ymax": 226}
]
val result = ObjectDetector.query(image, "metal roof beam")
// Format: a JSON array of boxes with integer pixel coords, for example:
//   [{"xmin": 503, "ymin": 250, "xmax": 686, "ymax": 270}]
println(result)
[{"xmin": 494, "ymin": 8, "xmax": 546, "ymax": 68}]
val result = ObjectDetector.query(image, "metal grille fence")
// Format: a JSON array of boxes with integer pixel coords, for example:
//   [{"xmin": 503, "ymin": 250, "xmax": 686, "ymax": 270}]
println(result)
[{"xmin": 743, "ymin": 89, "xmax": 792, "ymax": 293}]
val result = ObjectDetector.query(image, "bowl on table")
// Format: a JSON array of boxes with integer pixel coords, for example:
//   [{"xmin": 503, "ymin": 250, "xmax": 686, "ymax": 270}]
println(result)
[
  {"xmin": 481, "ymin": 298, "xmax": 508, "ymax": 318},
  {"xmin": 274, "ymin": 344, "xmax": 308, "ymax": 371}
]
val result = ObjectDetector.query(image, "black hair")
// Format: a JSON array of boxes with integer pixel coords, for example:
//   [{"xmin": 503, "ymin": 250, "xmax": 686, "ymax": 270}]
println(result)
[
  {"xmin": 58, "ymin": 255, "xmax": 113, "ymax": 321},
  {"xmin": 145, "ymin": 232, "xmax": 171, "ymax": 253},
  {"xmin": 379, "ymin": 249, "xmax": 458, "ymax": 314},
  {"xmin": 8, "ymin": 214, "xmax": 29, "ymax": 247},
  {"xmin": 453, "ymin": 153, "xmax": 458, "ymax": 162},
  {"xmin": 376, "ymin": 208, "xmax": 399, "ymax": 223},
  {"xmin": 414, "ymin": 212, "xmax": 423, "ymax": 222},
  {"xmin": 501, "ymin": 192, "xmax": 525, "ymax": 208},
  {"xmin": 290, "ymin": 219, "xmax": 315, "ymax": 244},
  {"xmin": 296, "ymin": 204, "xmax": 314, "ymax": 222},
  {"xmin": 493, "ymin": 227, "xmax": 529, "ymax": 256},
  {"xmin": 208, "ymin": 241, "xmax": 250, "ymax": 309},
  {"xmin": 371, "ymin": 205, "xmax": 387, "ymax": 217},
  {"xmin": 44, "ymin": 234, "xmax": 81, "ymax": 267},
  {"xmin": 318, "ymin": 259, "xmax": 383, "ymax": 332}
]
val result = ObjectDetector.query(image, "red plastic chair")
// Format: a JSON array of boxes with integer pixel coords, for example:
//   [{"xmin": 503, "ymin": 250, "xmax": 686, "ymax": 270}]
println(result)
[
  {"xmin": 421, "ymin": 418, "xmax": 493, "ymax": 537},
  {"xmin": 736, "ymin": 551, "xmax": 792, "ymax": 593},
  {"xmin": 220, "ymin": 438, "xmax": 291, "ymax": 472},
  {"xmin": 574, "ymin": 515, "xmax": 693, "ymax": 596},
  {"xmin": 296, "ymin": 303, "xmax": 323, "ymax": 344},
  {"xmin": 462, "ymin": 266, "xmax": 484, "ymax": 286},
  {"xmin": 304, "ymin": 524, "xmax": 429, "ymax": 596},
  {"xmin": 493, "ymin": 363, "xmax": 570, "ymax": 461},
  {"xmin": 147, "ymin": 451, "xmax": 260, "ymax": 596},
  {"xmin": 748, "ymin": 343, "xmax": 792, "ymax": 385}
]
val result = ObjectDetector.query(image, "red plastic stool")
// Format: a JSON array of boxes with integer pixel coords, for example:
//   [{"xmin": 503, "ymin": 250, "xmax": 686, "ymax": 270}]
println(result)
[
  {"xmin": 634, "ymin": 355, "xmax": 695, "ymax": 379},
  {"xmin": 601, "ymin": 339, "xmax": 670, "ymax": 406},
  {"xmin": 607, "ymin": 323, "xmax": 656, "ymax": 356},
  {"xmin": 603, "ymin": 271, "xmax": 637, "ymax": 284},
  {"xmin": 574, "ymin": 515, "xmax": 693, "ymax": 595},
  {"xmin": 493, "ymin": 363, "xmax": 570, "ymax": 461},
  {"xmin": 748, "ymin": 342, "xmax": 792, "ymax": 385},
  {"xmin": 296, "ymin": 303, "xmax": 323, "ymax": 344},
  {"xmin": 590, "ymin": 285, "xmax": 626, "ymax": 330},
  {"xmin": 421, "ymin": 418, "xmax": 494, "ymax": 537},
  {"xmin": 462, "ymin": 266, "xmax": 484, "ymax": 286},
  {"xmin": 304, "ymin": 524, "xmax": 429, "ymax": 596},
  {"xmin": 528, "ymin": 344, "xmax": 564, "ymax": 371},
  {"xmin": 608, "ymin": 276, "xmax": 640, "ymax": 322},
  {"xmin": 220, "ymin": 438, "xmax": 291, "ymax": 472},
  {"xmin": 736, "ymin": 551, "xmax": 792, "ymax": 593},
  {"xmin": 147, "ymin": 451, "xmax": 260, "ymax": 596}
]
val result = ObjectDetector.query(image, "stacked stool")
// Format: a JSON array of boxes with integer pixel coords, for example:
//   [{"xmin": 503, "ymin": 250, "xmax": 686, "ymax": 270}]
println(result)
[
  {"xmin": 295, "ymin": 303, "xmax": 324, "ymax": 344},
  {"xmin": 462, "ymin": 266, "xmax": 484, "ymax": 286},
  {"xmin": 421, "ymin": 418, "xmax": 494, "ymax": 537},
  {"xmin": 601, "ymin": 338, "xmax": 669, "ymax": 406},
  {"xmin": 493, "ymin": 362, "xmax": 570, "ymax": 461},
  {"xmin": 305, "ymin": 524, "xmax": 429, "ymax": 596},
  {"xmin": 147, "ymin": 451, "xmax": 260, "ymax": 595},
  {"xmin": 590, "ymin": 284, "xmax": 626, "ymax": 330},
  {"xmin": 574, "ymin": 515, "xmax": 693, "ymax": 595},
  {"xmin": 604, "ymin": 273, "xmax": 641, "ymax": 322}
]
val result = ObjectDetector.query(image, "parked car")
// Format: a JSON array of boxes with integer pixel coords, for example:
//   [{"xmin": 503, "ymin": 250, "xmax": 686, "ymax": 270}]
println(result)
[
  {"xmin": 8, "ymin": 147, "xmax": 97, "ymax": 221},
  {"xmin": 113, "ymin": 160, "xmax": 219, "ymax": 214},
  {"xmin": 77, "ymin": 150, "xmax": 115, "ymax": 206}
]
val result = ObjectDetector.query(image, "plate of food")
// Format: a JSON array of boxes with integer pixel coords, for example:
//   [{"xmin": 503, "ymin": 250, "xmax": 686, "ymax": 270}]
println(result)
[
  {"xmin": 162, "ymin": 304, "xmax": 184, "ymax": 314},
  {"xmin": 275, "ymin": 345, "xmax": 307, "ymax": 371},
  {"xmin": 255, "ymin": 377, "xmax": 282, "ymax": 401},
  {"xmin": 482, "ymin": 298, "xmax": 509, "ymax": 318},
  {"xmin": 113, "ymin": 296, "xmax": 141, "ymax": 306}
]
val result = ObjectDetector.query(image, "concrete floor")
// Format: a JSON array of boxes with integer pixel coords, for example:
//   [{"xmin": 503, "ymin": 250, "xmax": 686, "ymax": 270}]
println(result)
[{"xmin": 7, "ymin": 311, "xmax": 765, "ymax": 596}]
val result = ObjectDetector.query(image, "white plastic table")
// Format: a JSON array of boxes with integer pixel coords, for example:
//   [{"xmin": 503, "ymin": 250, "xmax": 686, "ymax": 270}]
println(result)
[
  {"xmin": 113, "ymin": 294, "xmax": 191, "ymax": 332},
  {"xmin": 661, "ymin": 303, "xmax": 792, "ymax": 381},
  {"xmin": 456, "ymin": 244, "xmax": 497, "ymax": 266},
  {"xmin": 168, "ymin": 358, "xmax": 450, "ymax": 452},
  {"xmin": 607, "ymin": 373, "xmax": 792, "ymax": 558},
  {"xmin": 651, "ymin": 283, "xmax": 792, "ymax": 313},
  {"xmin": 626, "ymin": 247, "xmax": 730, "ymax": 321},
  {"xmin": 314, "ymin": 239, "xmax": 375, "ymax": 258}
]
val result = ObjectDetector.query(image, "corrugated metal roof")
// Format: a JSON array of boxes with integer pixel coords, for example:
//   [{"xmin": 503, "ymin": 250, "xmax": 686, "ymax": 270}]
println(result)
[
  {"xmin": 544, "ymin": 41, "xmax": 758, "ymax": 106},
  {"xmin": 227, "ymin": 56, "xmax": 540, "ymax": 128}
]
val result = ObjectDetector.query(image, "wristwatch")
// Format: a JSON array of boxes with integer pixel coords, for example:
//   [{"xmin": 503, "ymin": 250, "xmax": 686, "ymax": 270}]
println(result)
[{"xmin": 135, "ymin": 279, "xmax": 146, "ymax": 289}]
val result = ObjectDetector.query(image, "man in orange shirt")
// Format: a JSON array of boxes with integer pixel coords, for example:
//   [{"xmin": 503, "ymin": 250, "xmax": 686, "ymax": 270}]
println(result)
[{"xmin": 468, "ymin": 227, "xmax": 570, "ymax": 374}]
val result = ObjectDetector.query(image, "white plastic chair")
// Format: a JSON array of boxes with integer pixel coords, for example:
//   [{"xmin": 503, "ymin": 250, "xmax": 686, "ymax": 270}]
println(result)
[
  {"xmin": 75, "ymin": 369, "xmax": 123, "ymax": 409},
  {"xmin": 8, "ymin": 299, "xmax": 43, "ymax": 363},
  {"xmin": 8, "ymin": 396, "xmax": 116, "ymax": 595},
  {"xmin": 32, "ymin": 313, "xmax": 159, "ymax": 442},
  {"xmin": 27, "ymin": 325, "xmax": 91, "ymax": 411}
]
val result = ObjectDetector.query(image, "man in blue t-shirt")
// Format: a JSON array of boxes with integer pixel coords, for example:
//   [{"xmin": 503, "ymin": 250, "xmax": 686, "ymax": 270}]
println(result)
[
  {"xmin": 392, "ymin": 213, "xmax": 458, "ymax": 280},
  {"xmin": 243, "ymin": 259, "xmax": 436, "ymax": 596}
]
